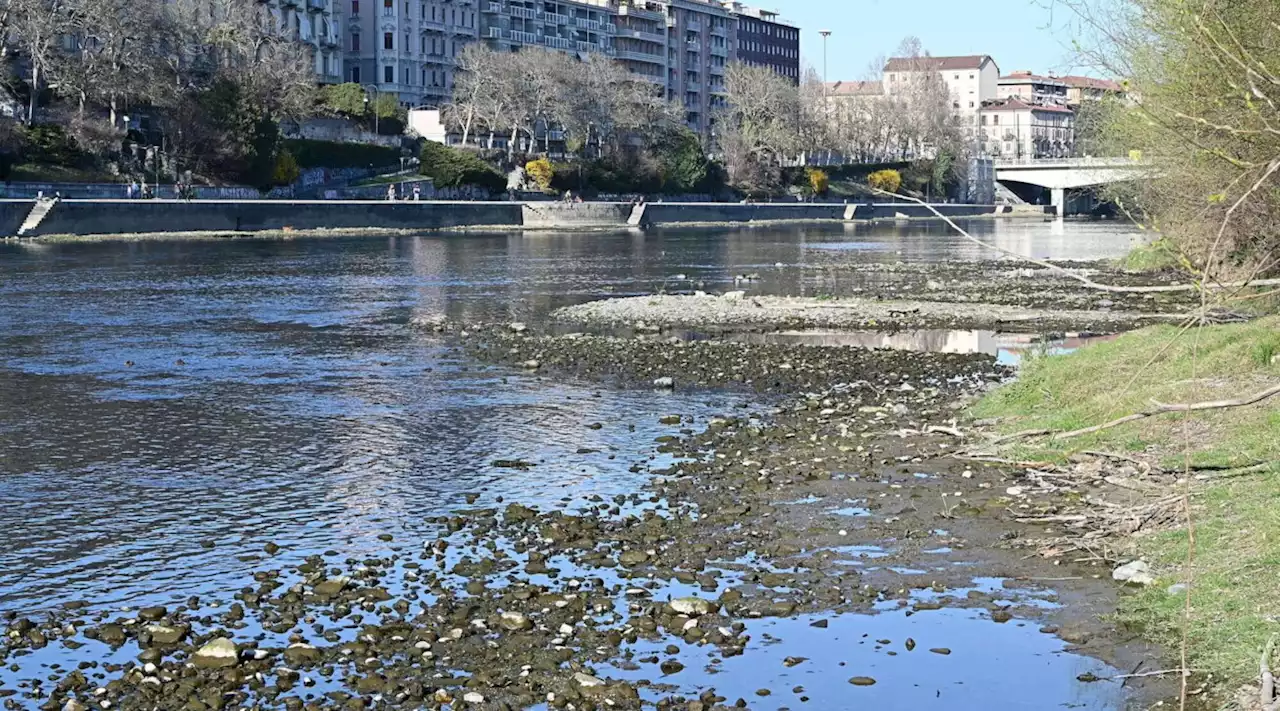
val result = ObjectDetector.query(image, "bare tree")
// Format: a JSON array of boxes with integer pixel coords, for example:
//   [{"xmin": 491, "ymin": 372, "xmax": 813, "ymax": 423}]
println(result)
[
  {"xmin": 7, "ymin": 0, "xmax": 70, "ymax": 122},
  {"xmin": 718, "ymin": 62, "xmax": 803, "ymax": 192}
]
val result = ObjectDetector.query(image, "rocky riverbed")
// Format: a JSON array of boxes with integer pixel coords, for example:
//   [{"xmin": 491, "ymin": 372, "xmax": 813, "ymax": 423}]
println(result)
[{"xmin": 1, "ymin": 317, "xmax": 1177, "ymax": 711}]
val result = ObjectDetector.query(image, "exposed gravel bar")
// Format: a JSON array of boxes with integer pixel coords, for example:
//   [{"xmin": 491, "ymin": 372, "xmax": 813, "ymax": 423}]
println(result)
[{"xmin": 555, "ymin": 293, "xmax": 1186, "ymax": 334}]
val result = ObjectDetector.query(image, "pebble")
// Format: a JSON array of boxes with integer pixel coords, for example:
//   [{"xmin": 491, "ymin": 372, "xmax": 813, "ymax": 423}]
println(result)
[
  {"xmin": 192, "ymin": 638, "xmax": 238, "ymax": 669},
  {"xmin": 848, "ymin": 676, "xmax": 877, "ymax": 686}
]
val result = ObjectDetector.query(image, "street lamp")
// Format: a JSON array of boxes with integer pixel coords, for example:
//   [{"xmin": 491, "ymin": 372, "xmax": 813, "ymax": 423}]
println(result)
[
  {"xmin": 819, "ymin": 30, "xmax": 831, "ymax": 85},
  {"xmin": 363, "ymin": 84, "xmax": 380, "ymax": 134}
]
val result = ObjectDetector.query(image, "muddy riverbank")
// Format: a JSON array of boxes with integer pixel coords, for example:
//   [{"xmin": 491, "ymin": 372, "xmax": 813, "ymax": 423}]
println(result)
[{"xmin": 2, "ymin": 324, "xmax": 1175, "ymax": 711}]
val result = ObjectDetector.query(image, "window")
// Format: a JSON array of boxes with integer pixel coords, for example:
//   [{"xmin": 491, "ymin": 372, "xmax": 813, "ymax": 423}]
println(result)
[
  {"xmin": 981, "ymin": 115, "xmax": 987, "ymax": 126},
  {"xmin": 969, "ymin": 101, "xmax": 974, "ymax": 108},
  {"xmin": 384, "ymin": 65, "xmax": 393, "ymax": 83},
  {"xmin": 993, "ymin": 115, "xmax": 1000, "ymax": 125},
  {"xmin": 351, "ymin": 0, "xmax": 358, "ymax": 12},
  {"xmin": 952, "ymin": 101, "xmax": 959, "ymax": 109},
  {"xmin": 351, "ymin": 32, "xmax": 360, "ymax": 51},
  {"xmin": 384, "ymin": 32, "xmax": 393, "ymax": 49},
  {"xmin": 351, "ymin": 66, "xmax": 361, "ymax": 83},
  {"xmin": 404, "ymin": 32, "xmax": 409, "ymax": 50},
  {"xmin": 383, "ymin": 0, "xmax": 391, "ymax": 11},
  {"xmin": 403, "ymin": 66, "xmax": 410, "ymax": 84}
]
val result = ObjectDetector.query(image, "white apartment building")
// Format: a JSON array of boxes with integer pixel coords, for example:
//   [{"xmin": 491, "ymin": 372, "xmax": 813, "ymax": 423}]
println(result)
[
  {"xmin": 344, "ymin": 0, "xmax": 481, "ymax": 107},
  {"xmin": 883, "ymin": 55, "xmax": 1000, "ymax": 139},
  {"xmin": 268, "ymin": 0, "xmax": 344, "ymax": 83},
  {"xmin": 663, "ymin": 0, "xmax": 732, "ymax": 135}
]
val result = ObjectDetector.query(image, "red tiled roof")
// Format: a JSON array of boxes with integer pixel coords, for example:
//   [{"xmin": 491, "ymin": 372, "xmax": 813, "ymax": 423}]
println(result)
[
  {"xmin": 1060, "ymin": 75, "xmax": 1125, "ymax": 92},
  {"xmin": 981, "ymin": 98, "xmax": 1074, "ymax": 114},
  {"xmin": 824, "ymin": 80, "xmax": 883, "ymax": 96},
  {"xmin": 884, "ymin": 55, "xmax": 993, "ymax": 72}
]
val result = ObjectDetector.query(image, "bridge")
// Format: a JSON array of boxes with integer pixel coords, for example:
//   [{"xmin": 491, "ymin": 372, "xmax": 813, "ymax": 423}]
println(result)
[{"xmin": 994, "ymin": 157, "xmax": 1157, "ymax": 216}]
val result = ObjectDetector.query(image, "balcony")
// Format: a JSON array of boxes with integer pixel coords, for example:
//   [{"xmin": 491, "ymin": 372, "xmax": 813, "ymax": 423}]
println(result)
[
  {"xmin": 615, "ymin": 48, "xmax": 664, "ymax": 64},
  {"xmin": 709, "ymin": 24, "xmax": 725, "ymax": 37},
  {"xmin": 509, "ymin": 5, "xmax": 540, "ymax": 19},
  {"xmin": 573, "ymin": 16, "xmax": 600, "ymax": 31},
  {"xmin": 575, "ymin": 40, "xmax": 599, "ymax": 53},
  {"xmin": 487, "ymin": 26, "xmax": 502, "ymax": 38},
  {"xmin": 618, "ymin": 3, "xmax": 664, "ymax": 22},
  {"xmin": 685, "ymin": 40, "xmax": 699, "ymax": 50},
  {"xmin": 422, "ymin": 19, "xmax": 446, "ymax": 31},
  {"xmin": 543, "ymin": 35, "xmax": 573, "ymax": 50},
  {"xmin": 544, "ymin": 11, "xmax": 568, "ymax": 24},
  {"xmin": 306, "ymin": 0, "xmax": 326, "ymax": 11},
  {"xmin": 486, "ymin": 1, "xmax": 501, "ymax": 11},
  {"xmin": 603, "ymin": 22, "xmax": 616, "ymax": 34},
  {"xmin": 709, "ymin": 44, "xmax": 726, "ymax": 57},
  {"xmin": 685, "ymin": 19, "xmax": 701, "ymax": 32},
  {"xmin": 621, "ymin": 28, "xmax": 665, "ymax": 43},
  {"xmin": 280, "ymin": 0, "xmax": 300, "ymax": 8},
  {"xmin": 510, "ymin": 29, "xmax": 538, "ymax": 43}
]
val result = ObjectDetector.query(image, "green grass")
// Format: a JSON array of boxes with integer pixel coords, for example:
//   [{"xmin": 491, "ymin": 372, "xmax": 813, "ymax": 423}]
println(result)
[
  {"xmin": 973, "ymin": 317, "xmax": 1280, "ymax": 694},
  {"xmin": 1120, "ymin": 238, "xmax": 1183, "ymax": 272}
]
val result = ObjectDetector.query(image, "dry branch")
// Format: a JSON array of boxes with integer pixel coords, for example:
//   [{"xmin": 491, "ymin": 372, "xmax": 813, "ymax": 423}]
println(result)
[{"xmin": 872, "ymin": 190, "xmax": 1280, "ymax": 293}]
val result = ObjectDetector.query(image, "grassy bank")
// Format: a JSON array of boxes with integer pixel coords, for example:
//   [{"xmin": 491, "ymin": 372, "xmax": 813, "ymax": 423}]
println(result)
[{"xmin": 972, "ymin": 317, "xmax": 1280, "ymax": 694}]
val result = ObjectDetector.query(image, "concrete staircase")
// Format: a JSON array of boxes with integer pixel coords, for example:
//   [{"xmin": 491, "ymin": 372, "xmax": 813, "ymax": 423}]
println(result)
[
  {"xmin": 994, "ymin": 182, "xmax": 1028, "ymax": 206},
  {"xmin": 17, "ymin": 199, "xmax": 56, "ymax": 236}
]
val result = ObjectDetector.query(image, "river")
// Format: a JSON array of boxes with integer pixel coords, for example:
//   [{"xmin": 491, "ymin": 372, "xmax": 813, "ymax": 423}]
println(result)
[{"xmin": 0, "ymin": 218, "xmax": 1153, "ymax": 709}]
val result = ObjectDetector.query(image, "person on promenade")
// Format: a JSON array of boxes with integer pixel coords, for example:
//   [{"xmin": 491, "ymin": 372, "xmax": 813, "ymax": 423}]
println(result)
[
  {"xmin": 387, "ymin": 184, "xmax": 397, "ymax": 201},
  {"xmin": 126, "ymin": 181, "xmax": 137, "ymax": 199},
  {"xmin": 412, "ymin": 183, "xmax": 421, "ymax": 201}
]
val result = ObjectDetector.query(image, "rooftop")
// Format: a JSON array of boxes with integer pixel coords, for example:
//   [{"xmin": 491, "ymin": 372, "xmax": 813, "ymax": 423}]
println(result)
[
  {"xmin": 1000, "ymin": 71, "xmax": 1068, "ymax": 86},
  {"xmin": 981, "ymin": 97, "xmax": 1074, "ymax": 114},
  {"xmin": 824, "ymin": 80, "xmax": 884, "ymax": 97},
  {"xmin": 884, "ymin": 55, "xmax": 995, "ymax": 72},
  {"xmin": 1060, "ymin": 75, "xmax": 1126, "ymax": 92}
]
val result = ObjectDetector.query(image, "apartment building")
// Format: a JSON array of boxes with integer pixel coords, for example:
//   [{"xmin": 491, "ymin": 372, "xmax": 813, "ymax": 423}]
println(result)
[
  {"xmin": 613, "ymin": 2, "xmax": 669, "ymax": 86},
  {"xmin": 480, "ymin": 1, "xmax": 617, "ymax": 57},
  {"xmin": 1060, "ymin": 75, "xmax": 1126, "ymax": 106},
  {"xmin": 979, "ymin": 97, "xmax": 1074, "ymax": 159},
  {"xmin": 268, "ymin": 0, "xmax": 344, "ymax": 84},
  {"xmin": 344, "ymin": 0, "xmax": 481, "ymax": 107},
  {"xmin": 998, "ymin": 71, "xmax": 1069, "ymax": 107},
  {"xmin": 722, "ymin": 3, "xmax": 798, "ymax": 84},
  {"xmin": 883, "ymin": 55, "xmax": 1000, "ymax": 139}
]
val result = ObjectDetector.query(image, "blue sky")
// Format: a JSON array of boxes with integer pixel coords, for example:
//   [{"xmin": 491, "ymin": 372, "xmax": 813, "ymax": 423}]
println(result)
[{"xmin": 775, "ymin": 0, "xmax": 1085, "ymax": 81}]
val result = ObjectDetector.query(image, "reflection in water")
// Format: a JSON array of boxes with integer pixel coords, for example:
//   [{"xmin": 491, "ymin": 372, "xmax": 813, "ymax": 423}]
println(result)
[
  {"xmin": 0, "ymin": 221, "xmax": 1145, "ymax": 708},
  {"xmin": 712, "ymin": 329, "xmax": 1120, "ymax": 366}
]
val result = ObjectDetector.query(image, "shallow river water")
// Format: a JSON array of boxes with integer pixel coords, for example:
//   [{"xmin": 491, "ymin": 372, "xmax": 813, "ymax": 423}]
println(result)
[{"xmin": 0, "ymin": 219, "xmax": 1150, "ymax": 709}]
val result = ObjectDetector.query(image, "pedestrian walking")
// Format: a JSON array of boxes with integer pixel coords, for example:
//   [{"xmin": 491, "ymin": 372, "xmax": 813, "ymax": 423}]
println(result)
[
  {"xmin": 412, "ymin": 183, "xmax": 421, "ymax": 201},
  {"xmin": 126, "ymin": 181, "xmax": 137, "ymax": 199},
  {"xmin": 387, "ymin": 184, "xmax": 397, "ymax": 201}
]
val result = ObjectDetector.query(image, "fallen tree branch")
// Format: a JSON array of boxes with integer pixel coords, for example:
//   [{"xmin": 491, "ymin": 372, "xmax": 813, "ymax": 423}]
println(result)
[
  {"xmin": 1051, "ymin": 382, "xmax": 1280, "ymax": 441},
  {"xmin": 1194, "ymin": 462, "xmax": 1275, "ymax": 481},
  {"xmin": 871, "ymin": 189, "xmax": 1280, "ymax": 293}
]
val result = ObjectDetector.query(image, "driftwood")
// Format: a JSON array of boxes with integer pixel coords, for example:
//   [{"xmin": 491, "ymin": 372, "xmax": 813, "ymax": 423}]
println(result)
[
  {"xmin": 1050, "ymin": 382, "xmax": 1280, "ymax": 441},
  {"xmin": 872, "ymin": 189, "xmax": 1280, "ymax": 293}
]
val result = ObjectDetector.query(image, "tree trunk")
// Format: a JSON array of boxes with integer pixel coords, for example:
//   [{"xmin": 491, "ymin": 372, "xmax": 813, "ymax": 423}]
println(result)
[{"xmin": 28, "ymin": 62, "xmax": 38, "ymax": 124}]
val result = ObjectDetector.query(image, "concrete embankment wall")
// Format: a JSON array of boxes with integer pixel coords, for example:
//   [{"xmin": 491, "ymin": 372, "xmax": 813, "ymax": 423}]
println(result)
[
  {"xmin": 520, "ymin": 202, "xmax": 633, "ymax": 228},
  {"xmin": 634, "ymin": 202, "xmax": 1001, "ymax": 226},
  {"xmin": 0, "ymin": 199, "xmax": 33, "ymax": 235},
  {"xmin": 6, "ymin": 199, "xmax": 1016, "ymax": 238},
  {"xmin": 25, "ymin": 200, "xmax": 523, "ymax": 237}
]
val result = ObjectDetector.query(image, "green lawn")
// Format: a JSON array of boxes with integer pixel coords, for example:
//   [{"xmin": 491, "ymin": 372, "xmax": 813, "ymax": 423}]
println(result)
[{"xmin": 972, "ymin": 317, "xmax": 1280, "ymax": 695}]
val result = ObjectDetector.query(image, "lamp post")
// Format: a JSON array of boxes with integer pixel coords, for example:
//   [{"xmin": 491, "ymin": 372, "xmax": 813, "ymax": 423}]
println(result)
[
  {"xmin": 363, "ymin": 84, "xmax": 380, "ymax": 134},
  {"xmin": 819, "ymin": 30, "xmax": 831, "ymax": 85}
]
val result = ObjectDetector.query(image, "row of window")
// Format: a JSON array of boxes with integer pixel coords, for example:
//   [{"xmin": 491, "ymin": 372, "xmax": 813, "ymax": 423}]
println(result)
[
  {"xmin": 736, "ymin": 39, "xmax": 796, "ymax": 59},
  {"xmin": 353, "ymin": 31, "xmax": 462, "ymax": 56},
  {"xmin": 353, "ymin": 0, "xmax": 476, "ymax": 26},
  {"xmin": 349, "ymin": 64, "xmax": 453, "ymax": 88},
  {"xmin": 740, "ymin": 19, "xmax": 797, "ymax": 42}
]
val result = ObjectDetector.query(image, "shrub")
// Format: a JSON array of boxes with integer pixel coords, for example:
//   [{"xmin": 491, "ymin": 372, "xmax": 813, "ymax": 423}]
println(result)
[
  {"xmin": 272, "ymin": 149, "xmax": 301, "ymax": 186},
  {"xmin": 284, "ymin": 139, "xmax": 401, "ymax": 170},
  {"xmin": 420, "ymin": 141, "xmax": 505, "ymax": 192},
  {"xmin": 807, "ymin": 168, "xmax": 829, "ymax": 196},
  {"xmin": 867, "ymin": 169, "xmax": 903, "ymax": 195},
  {"xmin": 525, "ymin": 157, "xmax": 554, "ymax": 192},
  {"xmin": 319, "ymin": 83, "xmax": 368, "ymax": 118}
]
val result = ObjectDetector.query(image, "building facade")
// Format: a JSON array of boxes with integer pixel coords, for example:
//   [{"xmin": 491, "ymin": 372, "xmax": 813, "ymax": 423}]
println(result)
[
  {"xmin": 883, "ymin": 55, "xmax": 1000, "ymax": 140},
  {"xmin": 723, "ymin": 3, "xmax": 799, "ymax": 84},
  {"xmin": 1060, "ymin": 75, "xmax": 1126, "ymax": 106},
  {"xmin": 344, "ymin": 0, "xmax": 481, "ymax": 107},
  {"xmin": 267, "ymin": 0, "xmax": 344, "ymax": 84},
  {"xmin": 345, "ymin": 0, "xmax": 798, "ymax": 137},
  {"xmin": 979, "ymin": 97, "xmax": 1074, "ymax": 159},
  {"xmin": 998, "ymin": 71, "xmax": 1068, "ymax": 107}
]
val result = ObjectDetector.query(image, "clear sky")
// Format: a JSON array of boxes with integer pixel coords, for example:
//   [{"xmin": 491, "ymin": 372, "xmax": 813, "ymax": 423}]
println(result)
[{"xmin": 774, "ymin": 0, "xmax": 1085, "ymax": 81}]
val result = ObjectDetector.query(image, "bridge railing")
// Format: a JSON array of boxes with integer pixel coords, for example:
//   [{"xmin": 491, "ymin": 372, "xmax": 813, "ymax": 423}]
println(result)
[{"xmin": 993, "ymin": 156, "xmax": 1149, "ymax": 168}]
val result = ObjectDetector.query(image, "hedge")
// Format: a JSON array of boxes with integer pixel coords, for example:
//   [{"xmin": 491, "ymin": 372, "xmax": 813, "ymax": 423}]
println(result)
[{"xmin": 284, "ymin": 139, "xmax": 402, "ymax": 170}]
